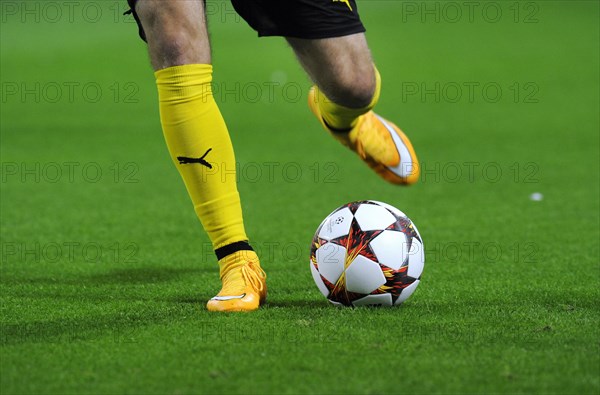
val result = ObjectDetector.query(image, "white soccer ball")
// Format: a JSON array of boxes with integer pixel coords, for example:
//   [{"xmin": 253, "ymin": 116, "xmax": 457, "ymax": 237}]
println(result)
[{"xmin": 310, "ymin": 200, "xmax": 424, "ymax": 307}]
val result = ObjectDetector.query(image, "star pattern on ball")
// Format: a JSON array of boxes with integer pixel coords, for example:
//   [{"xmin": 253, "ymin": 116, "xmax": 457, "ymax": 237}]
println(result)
[
  {"xmin": 310, "ymin": 201, "xmax": 424, "ymax": 307},
  {"xmin": 385, "ymin": 208, "xmax": 422, "ymax": 250},
  {"xmin": 329, "ymin": 217, "xmax": 383, "ymax": 264}
]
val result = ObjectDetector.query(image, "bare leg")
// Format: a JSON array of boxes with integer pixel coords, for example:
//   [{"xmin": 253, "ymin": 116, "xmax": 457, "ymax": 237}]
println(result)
[
  {"xmin": 136, "ymin": 0, "xmax": 211, "ymax": 70},
  {"xmin": 287, "ymin": 33, "xmax": 376, "ymax": 108}
]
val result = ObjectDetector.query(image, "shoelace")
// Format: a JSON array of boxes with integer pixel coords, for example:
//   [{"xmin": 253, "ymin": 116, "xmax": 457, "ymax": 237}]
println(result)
[
  {"xmin": 355, "ymin": 120, "xmax": 374, "ymax": 161},
  {"xmin": 220, "ymin": 261, "xmax": 266, "ymax": 295},
  {"xmin": 355, "ymin": 115, "xmax": 396, "ymax": 164},
  {"xmin": 356, "ymin": 137, "xmax": 367, "ymax": 160},
  {"xmin": 242, "ymin": 263, "xmax": 266, "ymax": 293}
]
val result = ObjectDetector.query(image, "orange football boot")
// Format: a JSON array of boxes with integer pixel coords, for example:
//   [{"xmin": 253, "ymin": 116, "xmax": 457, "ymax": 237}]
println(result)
[
  {"xmin": 206, "ymin": 250, "xmax": 267, "ymax": 312},
  {"xmin": 308, "ymin": 87, "xmax": 420, "ymax": 185}
]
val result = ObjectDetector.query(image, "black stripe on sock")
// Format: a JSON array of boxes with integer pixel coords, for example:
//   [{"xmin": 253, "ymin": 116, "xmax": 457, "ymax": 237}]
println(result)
[
  {"xmin": 215, "ymin": 241, "xmax": 254, "ymax": 260},
  {"xmin": 323, "ymin": 118, "xmax": 352, "ymax": 133}
]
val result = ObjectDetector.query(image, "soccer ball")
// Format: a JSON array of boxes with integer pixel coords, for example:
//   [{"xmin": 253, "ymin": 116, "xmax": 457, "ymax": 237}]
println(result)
[{"xmin": 309, "ymin": 200, "xmax": 424, "ymax": 307}]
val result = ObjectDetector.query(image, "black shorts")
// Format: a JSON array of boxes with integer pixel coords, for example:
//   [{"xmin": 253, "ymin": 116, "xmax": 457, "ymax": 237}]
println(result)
[{"xmin": 126, "ymin": 0, "xmax": 365, "ymax": 41}]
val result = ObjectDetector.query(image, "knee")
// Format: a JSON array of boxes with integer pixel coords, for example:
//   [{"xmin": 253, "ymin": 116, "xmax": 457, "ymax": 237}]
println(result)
[
  {"xmin": 327, "ymin": 68, "xmax": 376, "ymax": 109},
  {"xmin": 151, "ymin": 31, "xmax": 200, "ymax": 67}
]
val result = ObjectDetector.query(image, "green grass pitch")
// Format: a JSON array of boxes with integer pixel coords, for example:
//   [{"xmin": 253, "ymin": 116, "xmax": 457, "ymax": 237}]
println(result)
[{"xmin": 1, "ymin": 1, "xmax": 599, "ymax": 394}]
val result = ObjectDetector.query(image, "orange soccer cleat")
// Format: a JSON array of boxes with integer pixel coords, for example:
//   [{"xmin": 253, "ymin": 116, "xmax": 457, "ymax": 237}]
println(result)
[
  {"xmin": 308, "ymin": 87, "xmax": 420, "ymax": 185},
  {"xmin": 206, "ymin": 250, "xmax": 267, "ymax": 312}
]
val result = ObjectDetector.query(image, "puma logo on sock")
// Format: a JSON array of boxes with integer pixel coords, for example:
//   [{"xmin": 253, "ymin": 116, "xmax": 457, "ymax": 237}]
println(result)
[{"xmin": 177, "ymin": 148, "xmax": 213, "ymax": 168}]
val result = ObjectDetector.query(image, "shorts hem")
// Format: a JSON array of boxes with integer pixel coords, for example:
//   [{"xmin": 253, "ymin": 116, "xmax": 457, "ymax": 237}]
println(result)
[{"xmin": 257, "ymin": 26, "xmax": 366, "ymax": 39}]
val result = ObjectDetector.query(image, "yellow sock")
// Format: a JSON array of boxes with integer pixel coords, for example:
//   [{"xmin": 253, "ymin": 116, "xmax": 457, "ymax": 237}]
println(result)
[
  {"xmin": 155, "ymin": 64, "xmax": 248, "ymax": 251},
  {"xmin": 315, "ymin": 66, "xmax": 382, "ymax": 130}
]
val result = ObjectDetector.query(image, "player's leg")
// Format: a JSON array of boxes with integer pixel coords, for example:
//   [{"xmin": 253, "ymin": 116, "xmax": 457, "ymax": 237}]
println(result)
[
  {"xmin": 288, "ymin": 33, "xmax": 376, "ymax": 115},
  {"xmin": 132, "ymin": 0, "xmax": 266, "ymax": 311},
  {"xmin": 287, "ymin": 34, "xmax": 420, "ymax": 185}
]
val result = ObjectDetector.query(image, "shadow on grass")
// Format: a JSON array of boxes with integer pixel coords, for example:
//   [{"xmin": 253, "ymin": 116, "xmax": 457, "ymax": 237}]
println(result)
[
  {"xmin": 263, "ymin": 299, "xmax": 328, "ymax": 309},
  {"xmin": 0, "ymin": 298, "xmax": 333, "ymax": 346},
  {"xmin": 2, "ymin": 265, "xmax": 211, "ymax": 286},
  {"xmin": 85, "ymin": 266, "xmax": 210, "ymax": 285},
  {"xmin": 0, "ymin": 309, "xmax": 188, "ymax": 346},
  {"xmin": 0, "ymin": 266, "xmax": 219, "ymax": 345}
]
